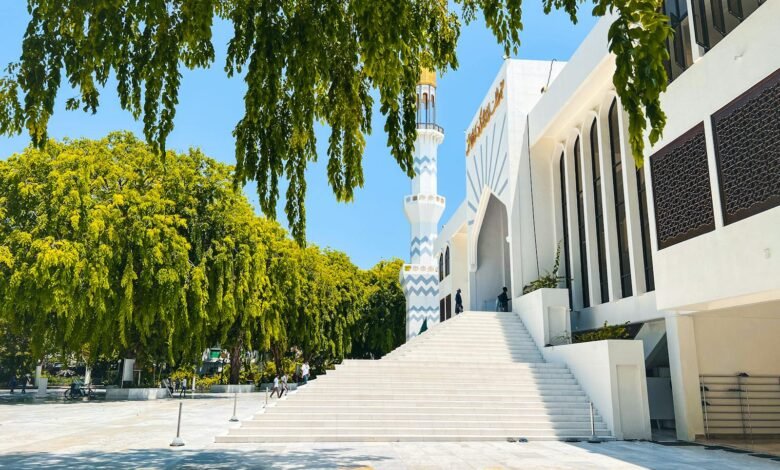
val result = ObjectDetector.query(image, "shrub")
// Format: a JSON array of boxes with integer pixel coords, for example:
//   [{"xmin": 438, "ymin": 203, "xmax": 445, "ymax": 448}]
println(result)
[
  {"xmin": 522, "ymin": 243, "xmax": 565, "ymax": 295},
  {"xmin": 573, "ymin": 321, "xmax": 631, "ymax": 343}
]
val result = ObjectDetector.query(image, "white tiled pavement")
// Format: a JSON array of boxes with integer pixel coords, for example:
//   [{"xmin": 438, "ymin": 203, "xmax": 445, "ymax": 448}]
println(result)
[{"xmin": 1, "ymin": 393, "xmax": 779, "ymax": 469}]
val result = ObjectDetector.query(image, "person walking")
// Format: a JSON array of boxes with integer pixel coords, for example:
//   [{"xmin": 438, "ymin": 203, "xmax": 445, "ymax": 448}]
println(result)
[
  {"xmin": 22, "ymin": 374, "xmax": 31, "ymax": 394},
  {"xmin": 271, "ymin": 375, "xmax": 281, "ymax": 398},
  {"xmin": 9, "ymin": 375, "xmax": 17, "ymax": 394},
  {"xmin": 281, "ymin": 373, "xmax": 289, "ymax": 397},
  {"xmin": 455, "ymin": 289, "xmax": 464, "ymax": 314},
  {"xmin": 179, "ymin": 377, "xmax": 187, "ymax": 398},
  {"xmin": 497, "ymin": 287, "xmax": 509, "ymax": 312},
  {"xmin": 301, "ymin": 362, "xmax": 310, "ymax": 385}
]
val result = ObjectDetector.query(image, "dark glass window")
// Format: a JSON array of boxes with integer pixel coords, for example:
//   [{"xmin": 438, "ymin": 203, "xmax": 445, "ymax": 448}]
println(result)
[
  {"xmin": 692, "ymin": 0, "xmax": 764, "ymax": 53},
  {"xmin": 438, "ymin": 254, "xmax": 444, "ymax": 282},
  {"xmin": 590, "ymin": 119, "xmax": 609, "ymax": 304},
  {"xmin": 608, "ymin": 101, "xmax": 633, "ymax": 298},
  {"xmin": 573, "ymin": 136, "xmax": 590, "ymax": 308},
  {"xmin": 559, "ymin": 152, "xmax": 573, "ymax": 308},
  {"xmin": 663, "ymin": 0, "xmax": 693, "ymax": 82},
  {"xmin": 445, "ymin": 295, "xmax": 452, "ymax": 320},
  {"xmin": 636, "ymin": 168, "xmax": 656, "ymax": 291},
  {"xmin": 445, "ymin": 246, "xmax": 450, "ymax": 277},
  {"xmin": 439, "ymin": 298, "xmax": 445, "ymax": 323}
]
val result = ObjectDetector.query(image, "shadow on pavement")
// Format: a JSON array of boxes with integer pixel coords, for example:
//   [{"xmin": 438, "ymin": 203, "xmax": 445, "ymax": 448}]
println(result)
[{"xmin": 0, "ymin": 447, "xmax": 392, "ymax": 470}]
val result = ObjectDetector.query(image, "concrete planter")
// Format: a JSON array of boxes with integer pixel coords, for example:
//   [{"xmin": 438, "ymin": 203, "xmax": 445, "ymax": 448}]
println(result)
[
  {"xmin": 210, "ymin": 384, "xmax": 256, "ymax": 393},
  {"xmin": 105, "ymin": 387, "xmax": 169, "ymax": 401}
]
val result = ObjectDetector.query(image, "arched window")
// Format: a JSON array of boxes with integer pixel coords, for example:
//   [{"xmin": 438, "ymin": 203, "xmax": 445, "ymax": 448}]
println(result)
[
  {"xmin": 590, "ymin": 119, "xmax": 608, "ymax": 303},
  {"xmin": 573, "ymin": 136, "xmax": 590, "ymax": 308},
  {"xmin": 438, "ymin": 253, "xmax": 444, "ymax": 281},
  {"xmin": 608, "ymin": 100, "xmax": 633, "ymax": 297},
  {"xmin": 444, "ymin": 246, "xmax": 450, "ymax": 277},
  {"xmin": 559, "ymin": 151, "xmax": 573, "ymax": 308}
]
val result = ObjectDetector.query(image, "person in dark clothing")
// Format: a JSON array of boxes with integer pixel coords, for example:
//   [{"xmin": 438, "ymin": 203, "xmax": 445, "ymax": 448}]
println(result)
[
  {"xmin": 9, "ymin": 375, "xmax": 17, "ymax": 394},
  {"xmin": 497, "ymin": 287, "xmax": 509, "ymax": 312},
  {"xmin": 455, "ymin": 289, "xmax": 464, "ymax": 314}
]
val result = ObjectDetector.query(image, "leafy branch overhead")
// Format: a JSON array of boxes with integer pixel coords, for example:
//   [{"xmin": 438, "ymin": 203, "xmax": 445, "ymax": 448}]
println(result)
[{"xmin": 0, "ymin": 0, "xmax": 671, "ymax": 243}]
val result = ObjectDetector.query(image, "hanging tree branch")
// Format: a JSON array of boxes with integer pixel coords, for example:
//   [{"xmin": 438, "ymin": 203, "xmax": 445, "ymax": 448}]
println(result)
[{"xmin": 0, "ymin": 0, "xmax": 671, "ymax": 244}]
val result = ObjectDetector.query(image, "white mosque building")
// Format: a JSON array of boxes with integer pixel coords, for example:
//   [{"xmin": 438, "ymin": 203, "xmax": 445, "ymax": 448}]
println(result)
[
  {"xmin": 432, "ymin": 0, "xmax": 780, "ymax": 442},
  {"xmin": 221, "ymin": 0, "xmax": 778, "ymax": 444}
]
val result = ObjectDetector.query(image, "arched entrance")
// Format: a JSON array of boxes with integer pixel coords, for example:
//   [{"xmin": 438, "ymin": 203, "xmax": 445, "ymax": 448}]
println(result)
[{"xmin": 474, "ymin": 194, "xmax": 512, "ymax": 311}]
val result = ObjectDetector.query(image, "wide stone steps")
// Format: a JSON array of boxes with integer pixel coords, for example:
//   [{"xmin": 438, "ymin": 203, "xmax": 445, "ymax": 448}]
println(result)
[
  {"xmin": 257, "ymin": 409, "xmax": 596, "ymax": 419},
  {"xmin": 216, "ymin": 311, "xmax": 610, "ymax": 442},
  {"xmin": 237, "ymin": 420, "xmax": 609, "ymax": 430}
]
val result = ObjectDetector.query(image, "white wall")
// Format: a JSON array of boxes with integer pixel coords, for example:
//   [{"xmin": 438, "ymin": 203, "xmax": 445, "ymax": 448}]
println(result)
[
  {"xmin": 516, "ymin": 289, "xmax": 652, "ymax": 439},
  {"xmin": 693, "ymin": 301, "xmax": 780, "ymax": 376},
  {"xmin": 647, "ymin": 0, "xmax": 780, "ymax": 312},
  {"xmin": 545, "ymin": 340, "xmax": 652, "ymax": 440}
]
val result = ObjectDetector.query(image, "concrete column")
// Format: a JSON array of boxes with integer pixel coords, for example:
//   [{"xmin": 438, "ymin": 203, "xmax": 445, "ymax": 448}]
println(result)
[{"xmin": 666, "ymin": 313, "xmax": 705, "ymax": 440}]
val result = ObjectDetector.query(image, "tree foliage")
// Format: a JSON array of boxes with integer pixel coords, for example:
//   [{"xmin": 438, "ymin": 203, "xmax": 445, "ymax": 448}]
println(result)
[
  {"xmin": 0, "ymin": 133, "xmax": 406, "ymax": 382},
  {"xmin": 0, "ymin": 0, "xmax": 671, "ymax": 244}
]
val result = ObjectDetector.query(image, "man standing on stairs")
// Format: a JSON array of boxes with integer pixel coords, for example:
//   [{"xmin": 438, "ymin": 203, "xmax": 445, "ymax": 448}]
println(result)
[
  {"xmin": 301, "ymin": 361, "xmax": 310, "ymax": 385},
  {"xmin": 497, "ymin": 287, "xmax": 509, "ymax": 312},
  {"xmin": 455, "ymin": 289, "xmax": 463, "ymax": 314}
]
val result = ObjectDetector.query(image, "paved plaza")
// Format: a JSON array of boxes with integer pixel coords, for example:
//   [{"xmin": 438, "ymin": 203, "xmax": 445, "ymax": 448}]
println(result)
[{"xmin": 1, "ymin": 392, "xmax": 779, "ymax": 469}]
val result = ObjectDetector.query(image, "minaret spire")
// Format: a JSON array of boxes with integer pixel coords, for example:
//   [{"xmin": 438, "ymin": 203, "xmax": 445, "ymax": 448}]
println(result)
[{"xmin": 400, "ymin": 68, "xmax": 446, "ymax": 341}]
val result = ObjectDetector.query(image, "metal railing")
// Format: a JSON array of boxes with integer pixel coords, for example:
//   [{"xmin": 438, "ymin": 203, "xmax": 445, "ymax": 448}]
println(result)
[
  {"xmin": 416, "ymin": 122, "xmax": 444, "ymax": 133},
  {"xmin": 700, "ymin": 373, "xmax": 780, "ymax": 440}
]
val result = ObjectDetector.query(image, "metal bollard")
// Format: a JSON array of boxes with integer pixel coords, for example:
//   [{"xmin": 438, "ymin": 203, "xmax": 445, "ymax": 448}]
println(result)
[
  {"xmin": 229, "ymin": 392, "xmax": 239, "ymax": 422},
  {"xmin": 170, "ymin": 402, "xmax": 185, "ymax": 447}
]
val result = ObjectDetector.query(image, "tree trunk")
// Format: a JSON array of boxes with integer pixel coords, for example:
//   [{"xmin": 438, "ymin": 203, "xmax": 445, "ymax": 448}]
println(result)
[
  {"xmin": 271, "ymin": 343, "xmax": 283, "ymax": 376},
  {"xmin": 229, "ymin": 339, "xmax": 243, "ymax": 385}
]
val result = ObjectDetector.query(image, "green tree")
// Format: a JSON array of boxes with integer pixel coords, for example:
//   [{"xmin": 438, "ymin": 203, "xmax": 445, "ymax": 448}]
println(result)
[
  {"xmin": 0, "ymin": 133, "xmax": 272, "ymax": 381},
  {"xmin": 352, "ymin": 259, "xmax": 406, "ymax": 359},
  {"xmin": 0, "ymin": 0, "xmax": 671, "ymax": 244}
]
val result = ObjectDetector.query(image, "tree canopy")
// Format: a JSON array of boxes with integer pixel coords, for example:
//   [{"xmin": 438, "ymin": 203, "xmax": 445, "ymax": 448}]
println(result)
[
  {"xmin": 0, "ymin": 132, "xmax": 406, "ymax": 382},
  {"xmin": 0, "ymin": 0, "xmax": 671, "ymax": 244}
]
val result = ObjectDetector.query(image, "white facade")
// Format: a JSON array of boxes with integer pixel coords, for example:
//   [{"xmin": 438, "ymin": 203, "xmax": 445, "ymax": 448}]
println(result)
[
  {"xmin": 400, "ymin": 74, "xmax": 446, "ymax": 341},
  {"xmin": 436, "ymin": 0, "xmax": 780, "ymax": 441}
]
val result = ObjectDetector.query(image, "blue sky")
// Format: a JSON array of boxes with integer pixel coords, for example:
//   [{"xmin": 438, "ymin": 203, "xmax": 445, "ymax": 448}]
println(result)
[{"xmin": 0, "ymin": 3, "xmax": 596, "ymax": 268}]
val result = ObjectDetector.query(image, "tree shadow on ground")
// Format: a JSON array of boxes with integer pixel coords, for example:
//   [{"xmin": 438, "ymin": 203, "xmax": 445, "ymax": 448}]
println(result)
[{"xmin": 0, "ymin": 447, "xmax": 393, "ymax": 470}]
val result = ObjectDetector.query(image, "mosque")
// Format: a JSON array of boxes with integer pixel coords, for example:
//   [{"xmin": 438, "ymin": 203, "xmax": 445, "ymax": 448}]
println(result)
[{"xmin": 402, "ymin": 0, "xmax": 780, "ymax": 443}]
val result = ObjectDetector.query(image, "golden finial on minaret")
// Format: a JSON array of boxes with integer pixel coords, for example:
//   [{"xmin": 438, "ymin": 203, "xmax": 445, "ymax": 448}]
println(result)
[{"xmin": 418, "ymin": 68, "xmax": 437, "ymax": 87}]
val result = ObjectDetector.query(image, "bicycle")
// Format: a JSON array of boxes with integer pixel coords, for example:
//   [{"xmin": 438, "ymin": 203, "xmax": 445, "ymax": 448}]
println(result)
[{"xmin": 64, "ymin": 383, "xmax": 96, "ymax": 400}]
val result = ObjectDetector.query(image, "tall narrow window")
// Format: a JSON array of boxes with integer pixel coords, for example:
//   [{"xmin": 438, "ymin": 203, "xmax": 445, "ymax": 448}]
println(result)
[
  {"xmin": 559, "ymin": 153, "xmax": 573, "ymax": 308},
  {"xmin": 573, "ymin": 137, "xmax": 590, "ymax": 308},
  {"xmin": 590, "ymin": 119, "xmax": 609, "ymax": 303},
  {"xmin": 636, "ymin": 168, "xmax": 655, "ymax": 291},
  {"xmin": 438, "ymin": 254, "xmax": 444, "ymax": 281},
  {"xmin": 608, "ymin": 101, "xmax": 633, "ymax": 297},
  {"xmin": 444, "ymin": 246, "xmax": 450, "ymax": 277}
]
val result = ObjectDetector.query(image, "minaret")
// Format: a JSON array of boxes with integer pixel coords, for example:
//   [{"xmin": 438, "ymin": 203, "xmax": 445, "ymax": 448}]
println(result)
[{"xmin": 400, "ymin": 69, "xmax": 446, "ymax": 341}]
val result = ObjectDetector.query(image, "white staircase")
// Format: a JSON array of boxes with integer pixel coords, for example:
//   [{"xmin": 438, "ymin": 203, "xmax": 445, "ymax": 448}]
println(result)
[{"xmin": 216, "ymin": 311, "xmax": 610, "ymax": 442}]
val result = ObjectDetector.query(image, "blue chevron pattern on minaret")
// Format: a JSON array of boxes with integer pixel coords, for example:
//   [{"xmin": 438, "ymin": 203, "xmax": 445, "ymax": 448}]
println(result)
[{"xmin": 400, "ymin": 69, "xmax": 446, "ymax": 341}]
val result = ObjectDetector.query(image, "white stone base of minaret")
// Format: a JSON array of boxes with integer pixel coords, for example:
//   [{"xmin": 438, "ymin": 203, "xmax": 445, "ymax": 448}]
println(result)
[{"xmin": 400, "ymin": 266, "xmax": 440, "ymax": 341}]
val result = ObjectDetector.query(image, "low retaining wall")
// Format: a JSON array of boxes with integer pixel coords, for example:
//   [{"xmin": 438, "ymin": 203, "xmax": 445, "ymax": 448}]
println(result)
[
  {"xmin": 105, "ymin": 388, "xmax": 169, "ymax": 401},
  {"xmin": 516, "ymin": 288, "xmax": 652, "ymax": 440},
  {"xmin": 210, "ymin": 384, "xmax": 256, "ymax": 393}
]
